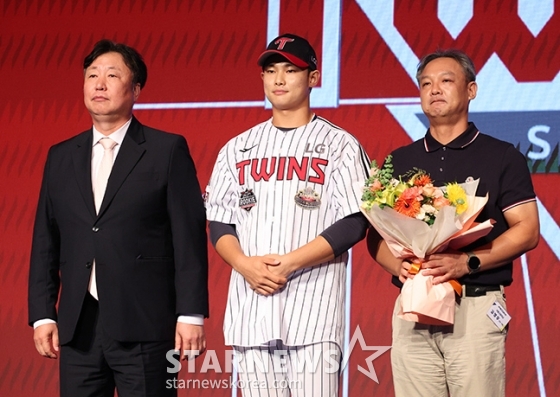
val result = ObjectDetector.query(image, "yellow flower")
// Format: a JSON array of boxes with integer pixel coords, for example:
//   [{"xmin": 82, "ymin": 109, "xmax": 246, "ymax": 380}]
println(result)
[
  {"xmin": 379, "ymin": 182, "xmax": 406, "ymax": 207},
  {"xmin": 446, "ymin": 183, "xmax": 467, "ymax": 214}
]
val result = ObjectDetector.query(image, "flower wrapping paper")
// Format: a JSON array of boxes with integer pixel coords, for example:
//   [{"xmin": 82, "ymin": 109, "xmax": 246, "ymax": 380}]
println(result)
[{"xmin": 362, "ymin": 179, "xmax": 495, "ymax": 324}]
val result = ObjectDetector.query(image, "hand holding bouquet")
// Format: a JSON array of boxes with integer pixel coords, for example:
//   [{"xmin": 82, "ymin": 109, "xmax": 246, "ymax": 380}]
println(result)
[{"xmin": 361, "ymin": 155, "xmax": 494, "ymax": 324}]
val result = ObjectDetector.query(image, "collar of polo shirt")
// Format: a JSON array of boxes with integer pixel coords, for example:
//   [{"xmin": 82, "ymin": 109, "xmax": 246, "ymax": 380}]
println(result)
[{"xmin": 424, "ymin": 122, "xmax": 479, "ymax": 152}]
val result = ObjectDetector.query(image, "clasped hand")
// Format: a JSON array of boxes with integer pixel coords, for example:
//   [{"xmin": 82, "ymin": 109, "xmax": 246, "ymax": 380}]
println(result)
[
  {"xmin": 235, "ymin": 254, "xmax": 294, "ymax": 296},
  {"xmin": 400, "ymin": 251, "xmax": 469, "ymax": 284}
]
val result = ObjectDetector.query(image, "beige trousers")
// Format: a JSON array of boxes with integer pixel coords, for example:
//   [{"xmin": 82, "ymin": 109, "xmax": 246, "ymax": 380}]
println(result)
[{"xmin": 391, "ymin": 289, "xmax": 507, "ymax": 397}]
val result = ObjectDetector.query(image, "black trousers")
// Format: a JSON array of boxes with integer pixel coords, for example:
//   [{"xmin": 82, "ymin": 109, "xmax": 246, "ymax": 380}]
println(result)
[{"xmin": 59, "ymin": 293, "xmax": 177, "ymax": 397}]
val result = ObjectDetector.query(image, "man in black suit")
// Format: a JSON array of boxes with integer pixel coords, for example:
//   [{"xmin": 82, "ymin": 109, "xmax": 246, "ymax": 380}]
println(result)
[{"xmin": 28, "ymin": 39, "xmax": 209, "ymax": 397}]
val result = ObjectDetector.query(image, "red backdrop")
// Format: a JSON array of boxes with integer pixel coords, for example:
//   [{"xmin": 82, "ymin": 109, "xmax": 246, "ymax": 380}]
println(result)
[{"xmin": 1, "ymin": 1, "xmax": 558, "ymax": 396}]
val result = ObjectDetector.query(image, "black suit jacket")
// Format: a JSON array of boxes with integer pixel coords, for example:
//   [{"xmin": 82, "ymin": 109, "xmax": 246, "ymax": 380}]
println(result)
[{"xmin": 28, "ymin": 117, "xmax": 209, "ymax": 344}]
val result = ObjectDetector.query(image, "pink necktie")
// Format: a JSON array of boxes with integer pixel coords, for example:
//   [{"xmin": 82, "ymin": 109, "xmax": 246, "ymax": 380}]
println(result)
[
  {"xmin": 93, "ymin": 138, "xmax": 117, "ymax": 213},
  {"xmin": 89, "ymin": 137, "xmax": 117, "ymax": 299}
]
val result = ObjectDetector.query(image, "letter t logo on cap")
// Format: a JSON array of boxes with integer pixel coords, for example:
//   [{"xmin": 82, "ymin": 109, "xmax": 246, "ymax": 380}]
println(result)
[{"xmin": 274, "ymin": 37, "xmax": 295, "ymax": 50}]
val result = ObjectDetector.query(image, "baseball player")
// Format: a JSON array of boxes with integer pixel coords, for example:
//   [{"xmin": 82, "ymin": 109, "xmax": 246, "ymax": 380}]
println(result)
[{"xmin": 205, "ymin": 33, "xmax": 370, "ymax": 396}]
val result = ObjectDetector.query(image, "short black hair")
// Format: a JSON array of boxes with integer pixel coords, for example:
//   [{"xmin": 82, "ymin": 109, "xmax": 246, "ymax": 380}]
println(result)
[
  {"xmin": 416, "ymin": 49, "xmax": 476, "ymax": 84},
  {"xmin": 83, "ymin": 39, "xmax": 148, "ymax": 89}
]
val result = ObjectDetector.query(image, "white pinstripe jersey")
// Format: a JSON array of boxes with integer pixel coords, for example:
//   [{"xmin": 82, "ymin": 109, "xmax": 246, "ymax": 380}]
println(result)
[{"xmin": 205, "ymin": 116, "xmax": 370, "ymax": 348}]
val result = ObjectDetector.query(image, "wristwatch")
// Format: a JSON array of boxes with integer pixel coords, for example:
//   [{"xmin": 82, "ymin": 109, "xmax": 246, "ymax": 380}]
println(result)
[{"xmin": 466, "ymin": 251, "xmax": 481, "ymax": 274}]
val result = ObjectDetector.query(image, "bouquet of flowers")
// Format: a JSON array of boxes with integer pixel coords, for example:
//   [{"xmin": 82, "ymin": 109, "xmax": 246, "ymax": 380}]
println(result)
[{"xmin": 361, "ymin": 155, "xmax": 495, "ymax": 325}]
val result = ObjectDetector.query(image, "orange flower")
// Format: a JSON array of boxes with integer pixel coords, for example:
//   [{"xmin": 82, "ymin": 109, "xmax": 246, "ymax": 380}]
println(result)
[
  {"xmin": 394, "ymin": 196, "xmax": 421, "ymax": 218},
  {"xmin": 400, "ymin": 186, "xmax": 423, "ymax": 201},
  {"xmin": 432, "ymin": 196, "xmax": 450, "ymax": 210},
  {"xmin": 369, "ymin": 179, "xmax": 383, "ymax": 192},
  {"xmin": 413, "ymin": 173, "xmax": 432, "ymax": 187}
]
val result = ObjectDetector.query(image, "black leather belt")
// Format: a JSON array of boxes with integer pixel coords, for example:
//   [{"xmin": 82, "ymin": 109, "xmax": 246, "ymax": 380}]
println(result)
[{"xmin": 464, "ymin": 285, "xmax": 501, "ymax": 297}]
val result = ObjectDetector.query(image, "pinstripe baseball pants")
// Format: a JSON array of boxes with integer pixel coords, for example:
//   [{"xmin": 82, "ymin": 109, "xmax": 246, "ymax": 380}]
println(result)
[{"xmin": 234, "ymin": 341, "xmax": 341, "ymax": 397}]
